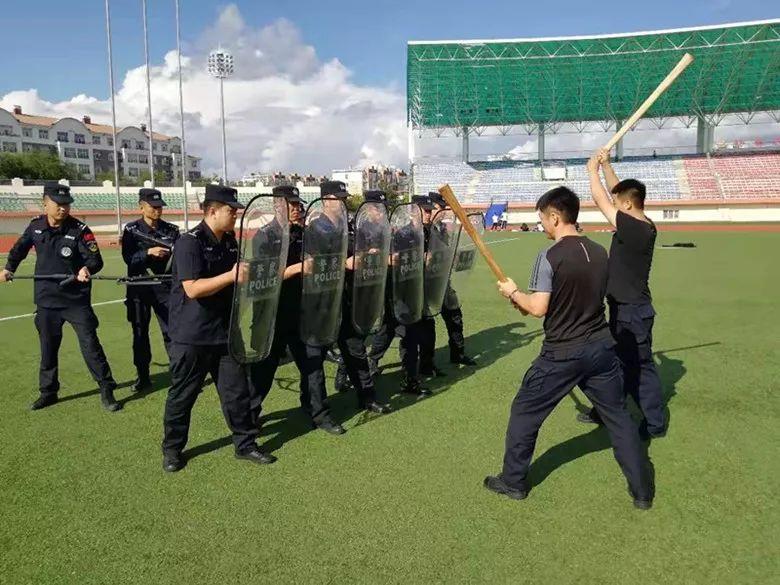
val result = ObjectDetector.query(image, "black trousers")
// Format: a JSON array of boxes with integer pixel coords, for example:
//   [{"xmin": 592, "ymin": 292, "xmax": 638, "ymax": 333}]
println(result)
[
  {"xmin": 125, "ymin": 290, "xmax": 171, "ymax": 379},
  {"xmin": 335, "ymin": 313, "xmax": 378, "ymax": 406},
  {"xmin": 609, "ymin": 302, "xmax": 666, "ymax": 434},
  {"xmin": 248, "ymin": 325, "xmax": 330, "ymax": 423},
  {"xmin": 418, "ymin": 317, "xmax": 436, "ymax": 371},
  {"xmin": 441, "ymin": 305, "xmax": 466, "ymax": 358},
  {"xmin": 34, "ymin": 305, "xmax": 116, "ymax": 396},
  {"xmin": 368, "ymin": 310, "xmax": 424, "ymax": 380},
  {"xmin": 162, "ymin": 342, "xmax": 258, "ymax": 455},
  {"xmin": 502, "ymin": 337, "xmax": 653, "ymax": 500}
]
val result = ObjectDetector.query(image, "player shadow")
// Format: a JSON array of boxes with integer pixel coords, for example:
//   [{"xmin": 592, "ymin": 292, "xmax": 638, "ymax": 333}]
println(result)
[
  {"xmin": 569, "ymin": 341, "xmax": 718, "ymax": 429},
  {"xmin": 55, "ymin": 377, "xmax": 140, "ymax": 405},
  {"xmin": 526, "ymin": 425, "xmax": 656, "ymax": 493},
  {"xmin": 347, "ymin": 321, "xmax": 544, "ymax": 423},
  {"xmin": 527, "ymin": 342, "xmax": 718, "ymax": 490},
  {"xmin": 119, "ymin": 370, "xmax": 175, "ymax": 405}
]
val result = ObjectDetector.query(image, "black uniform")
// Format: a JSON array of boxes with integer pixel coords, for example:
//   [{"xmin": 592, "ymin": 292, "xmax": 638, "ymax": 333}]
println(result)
[
  {"xmin": 334, "ymin": 200, "xmax": 389, "ymax": 409},
  {"xmin": 249, "ymin": 184, "xmax": 346, "ymax": 429},
  {"xmin": 605, "ymin": 211, "xmax": 665, "ymax": 435},
  {"xmin": 417, "ymin": 221, "xmax": 438, "ymax": 374},
  {"xmin": 426, "ymin": 193, "xmax": 472, "ymax": 365},
  {"xmin": 440, "ymin": 284, "xmax": 468, "ymax": 361},
  {"xmin": 249, "ymin": 222, "xmax": 332, "ymax": 423},
  {"xmin": 495, "ymin": 235, "xmax": 653, "ymax": 502},
  {"xmin": 121, "ymin": 217, "xmax": 179, "ymax": 383},
  {"xmin": 5, "ymin": 209, "xmax": 117, "ymax": 408},
  {"xmin": 162, "ymin": 220, "xmax": 261, "ymax": 459},
  {"xmin": 368, "ymin": 208, "xmax": 426, "ymax": 390}
]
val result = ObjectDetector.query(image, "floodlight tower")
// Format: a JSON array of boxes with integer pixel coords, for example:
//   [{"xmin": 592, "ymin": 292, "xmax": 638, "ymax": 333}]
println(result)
[{"xmin": 207, "ymin": 48, "xmax": 234, "ymax": 185}]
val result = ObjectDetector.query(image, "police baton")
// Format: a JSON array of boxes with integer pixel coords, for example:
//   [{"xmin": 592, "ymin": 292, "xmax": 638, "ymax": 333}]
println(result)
[{"xmin": 8, "ymin": 273, "xmax": 172, "ymax": 287}]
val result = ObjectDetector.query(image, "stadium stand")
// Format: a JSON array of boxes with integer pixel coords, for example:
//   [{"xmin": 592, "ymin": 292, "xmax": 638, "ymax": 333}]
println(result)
[{"xmin": 413, "ymin": 151, "xmax": 780, "ymax": 204}]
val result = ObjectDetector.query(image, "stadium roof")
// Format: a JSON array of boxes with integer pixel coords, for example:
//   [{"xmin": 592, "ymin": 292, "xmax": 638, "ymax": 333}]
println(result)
[{"xmin": 407, "ymin": 20, "xmax": 780, "ymax": 132}]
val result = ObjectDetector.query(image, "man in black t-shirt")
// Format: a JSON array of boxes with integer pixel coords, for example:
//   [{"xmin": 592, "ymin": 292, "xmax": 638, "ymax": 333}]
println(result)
[
  {"xmin": 484, "ymin": 187, "xmax": 654, "ymax": 509},
  {"xmin": 162, "ymin": 184, "xmax": 276, "ymax": 472},
  {"xmin": 577, "ymin": 150, "xmax": 666, "ymax": 438}
]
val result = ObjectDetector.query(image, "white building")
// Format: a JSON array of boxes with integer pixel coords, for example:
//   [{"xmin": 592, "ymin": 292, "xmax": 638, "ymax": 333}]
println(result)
[
  {"xmin": 0, "ymin": 105, "xmax": 201, "ymax": 181},
  {"xmin": 330, "ymin": 169, "xmax": 364, "ymax": 195}
]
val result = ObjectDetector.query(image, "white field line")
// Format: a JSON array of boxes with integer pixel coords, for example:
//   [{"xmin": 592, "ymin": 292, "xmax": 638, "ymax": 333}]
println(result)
[{"xmin": 0, "ymin": 299, "xmax": 124, "ymax": 323}]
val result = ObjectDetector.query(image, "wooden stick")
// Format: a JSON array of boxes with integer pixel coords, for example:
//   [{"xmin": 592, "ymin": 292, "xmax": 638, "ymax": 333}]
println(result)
[
  {"xmin": 604, "ymin": 53, "xmax": 694, "ymax": 151},
  {"xmin": 438, "ymin": 184, "xmax": 508, "ymax": 282}
]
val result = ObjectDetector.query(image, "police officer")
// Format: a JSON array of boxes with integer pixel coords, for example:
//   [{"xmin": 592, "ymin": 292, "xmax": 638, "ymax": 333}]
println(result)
[
  {"xmin": 368, "ymin": 195, "xmax": 431, "ymax": 397},
  {"xmin": 121, "ymin": 188, "xmax": 180, "ymax": 392},
  {"xmin": 427, "ymin": 191, "xmax": 477, "ymax": 367},
  {"xmin": 162, "ymin": 184, "xmax": 275, "ymax": 472},
  {"xmin": 0, "ymin": 182, "xmax": 120, "ymax": 411},
  {"xmin": 483, "ymin": 186, "xmax": 654, "ymax": 509},
  {"xmin": 248, "ymin": 183, "xmax": 348, "ymax": 435},
  {"xmin": 334, "ymin": 190, "xmax": 392, "ymax": 414},
  {"xmin": 417, "ymin": 195, "xmax": 444, "ymax": 378},
  {"xmin": 576, "ymin": 150, "xmax": 666, "ymax": 438}
]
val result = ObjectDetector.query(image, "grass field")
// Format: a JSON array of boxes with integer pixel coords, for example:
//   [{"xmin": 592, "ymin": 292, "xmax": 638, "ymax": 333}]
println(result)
[{"xmin": 1, "ymin": 230, "xmax": 778, "ymax": 584}]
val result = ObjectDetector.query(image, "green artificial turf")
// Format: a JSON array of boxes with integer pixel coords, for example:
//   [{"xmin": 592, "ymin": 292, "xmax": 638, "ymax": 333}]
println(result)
[{"xmin": 0, "ymin": 231, "xmax": 777, "ymax": 584}]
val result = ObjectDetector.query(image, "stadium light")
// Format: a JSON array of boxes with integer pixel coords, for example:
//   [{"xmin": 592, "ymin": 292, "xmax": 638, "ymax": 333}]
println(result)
[{"xmin": 208, "ymin": 48, "xmax": 234, "ymax": 185}]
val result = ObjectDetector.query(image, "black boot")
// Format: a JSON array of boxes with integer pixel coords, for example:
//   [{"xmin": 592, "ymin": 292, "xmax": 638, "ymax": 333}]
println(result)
[
  {"xmin": 450, "ymin": 352, "xmax": 477, "ymax": 366},
  {"xmin": 133, "ymin": 373, "xmax": 152, "ymax": 393},
  {"xmin": 30, "ymin": 394, "xmax": 58, "ymax": 411},
  {"xmin": 100, "ymin": 387, "xmax": 122, "ymax": 412},
  {"xmin": 400, "ymin": 376, "xmax": 432, "ymax": 398}
]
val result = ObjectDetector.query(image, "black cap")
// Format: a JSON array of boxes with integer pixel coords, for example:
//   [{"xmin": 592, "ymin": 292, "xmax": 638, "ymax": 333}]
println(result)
[
  {"xmin": 204, "ymin": 184, "xmax": 244, "ymax": 209},
  {"xmin": 411, "ymin": 195, "xmax": 433, "ymax": 210},
  {"xmin": 428, "ymin": 191, "xmax": 446, "ymax": 207},
  {"xmin": 363, "ymin": 190, "xmax": 386, "ymax": 203},
  {"xmin": 320, "ymin": 180, "xmax": 349, "ymax": 199},
  {"xmin": 43, "ymin": 182, "xmax": 74, "ymax": 204},
  {"xmin": 139, "ymin": 187, "xmax": 166, "ymax": 207},
  {"xmin": 272, "ymin": 185, "xmax": 303, "ymax": 203}
]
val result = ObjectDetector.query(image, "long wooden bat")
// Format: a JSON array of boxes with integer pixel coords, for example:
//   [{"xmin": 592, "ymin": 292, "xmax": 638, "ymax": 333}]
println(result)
[
  {"xmin": 604, "ymin": 53, "xmax": 694, "ymax": 151},
  {"xmin": 439, "ymin": 184, "xmax": 507, "ymax": 282}
]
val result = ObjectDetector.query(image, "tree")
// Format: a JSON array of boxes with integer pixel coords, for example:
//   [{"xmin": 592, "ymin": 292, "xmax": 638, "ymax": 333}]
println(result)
[
  {"xmin": 95, "ymin": 171, "xmax": 136, "ymax": 186},
  {"xmin": 0, "ymin": 151, "xmax": 79, "ymax": 181},
  {"xmin": 138, "ymin": 170, "xmax": 172, "ymax": 187},
  {"xmin": 190, "ymin": 174, "xmax": 222, "ymax": 187}
]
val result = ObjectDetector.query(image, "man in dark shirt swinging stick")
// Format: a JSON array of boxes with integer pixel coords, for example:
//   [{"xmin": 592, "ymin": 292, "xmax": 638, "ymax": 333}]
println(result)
[
  {"xmin": 484, "ymin": 186, "xmax": 654, "ymax": 509},
  {"xmin": 576, "ymin": 149, "xmax": 666, "ymax": 438}
]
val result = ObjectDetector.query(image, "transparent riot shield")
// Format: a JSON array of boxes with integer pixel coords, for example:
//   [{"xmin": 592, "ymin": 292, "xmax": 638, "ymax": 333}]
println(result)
[
  {"xmin": 423, "ymin": 208, "xmax": 462, "ymax": 317},
  {"xmin": 350, "ymin": 201, "xmax": 391, "ymax": 336},
  {"xmin": 300, "ymin": 197, "xmax": 349, "ymax": 346},
  {"xmin": 444, "ymin": 212, "xmax": 485, "ymax": 310},
  {"xmin": 229, "ymin": 194, "xmax": 289, "ymax": 363},
  {"xmin": 389, "ymin": 202, "xmax": 424, "ymax": 325}
]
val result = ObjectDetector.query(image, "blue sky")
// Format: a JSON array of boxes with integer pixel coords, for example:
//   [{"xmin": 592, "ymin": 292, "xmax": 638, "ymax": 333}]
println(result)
[{"xmin": 1, "ymin": 0, "xmax": 775, "ymax": 101}]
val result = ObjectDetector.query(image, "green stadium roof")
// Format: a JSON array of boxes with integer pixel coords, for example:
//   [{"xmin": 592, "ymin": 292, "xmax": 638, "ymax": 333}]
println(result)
[{"xmin": 407, "ymin": 20, "xmax": 780, "ymax": 131}]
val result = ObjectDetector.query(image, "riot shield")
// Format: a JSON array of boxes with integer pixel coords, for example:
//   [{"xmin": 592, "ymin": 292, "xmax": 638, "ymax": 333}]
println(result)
[
  {"xmin": 389, "ymin": 202, "xmax": 424, "ymax": 325},
  {"xmin": 351, "ymin": 201, "xmax": 391, "ymax": 336},
  {"xmin": 229, "ymin": 194, "xmax": 289, "ymax": 363},
  {"xmin": 444, "ymin": 212, "xmax": 485, "ymax": 310},
  {"xmin": 423, "ymin": 208, "xmax": 462, "ymax": 317},
  {"xmin": 300, "ymin": 197, "xmax": 349, "ymax": 346}
]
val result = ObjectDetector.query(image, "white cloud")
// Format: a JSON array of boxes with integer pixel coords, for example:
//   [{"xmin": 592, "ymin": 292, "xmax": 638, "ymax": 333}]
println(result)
[{"xmin": 0, "ymin": 4, "xmax": 407, "ymax": 178}]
